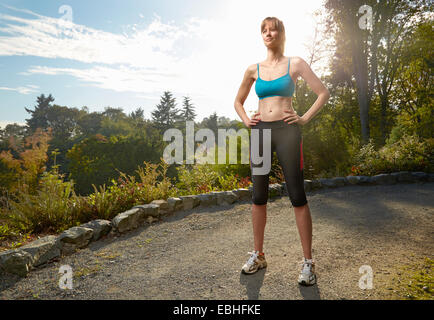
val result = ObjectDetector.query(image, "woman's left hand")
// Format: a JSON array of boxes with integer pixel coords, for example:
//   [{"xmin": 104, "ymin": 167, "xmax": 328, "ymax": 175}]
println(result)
[{"xmin": 283, "ymin": 109, "xmax": 308, "ymax": 125}]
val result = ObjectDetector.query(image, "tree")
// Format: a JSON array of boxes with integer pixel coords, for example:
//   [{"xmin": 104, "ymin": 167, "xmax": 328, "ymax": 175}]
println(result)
[
  {"xmin": 102, "ymin": 107, "xmax": 126, "ymax": 121},
  {"xmin": 200, "ymin": 112, "xmax": 218, "ymax": 137},
  {"xmin": 77, "ymin": 110, "xmax": 103, "ymax": 136},
  {"xmin": 25, "ymin": 94, "xmax": 55, "ymax": 134},
  {"xmin": 324, "ymin": 0, "xmax": 432, "ymax": 144},
  {"xmin": 0, "ymin": 123, "xmax": 28, "ymax": 154},
  {"xmin": 129, "ymin": 107, "xmax": 146, "ymax": 130},
  {"xmin": 179, "ymin": 96, "xmax": 197, "ymax": 121},
  {"xmin": 151, "ymin": 91, "xmax": 181, "ymax": 132}
]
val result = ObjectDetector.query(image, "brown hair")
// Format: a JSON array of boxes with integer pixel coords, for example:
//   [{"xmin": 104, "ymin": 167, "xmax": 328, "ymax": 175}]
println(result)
[{"xmin": 260, "ymin": 17, "xmax": 286, "ymax": 53}]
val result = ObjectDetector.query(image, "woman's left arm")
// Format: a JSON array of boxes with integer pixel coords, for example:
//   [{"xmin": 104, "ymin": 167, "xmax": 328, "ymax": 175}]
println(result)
[{"xmin": 287, "ymin": 57, "xmax": 330, "ymax": 125}]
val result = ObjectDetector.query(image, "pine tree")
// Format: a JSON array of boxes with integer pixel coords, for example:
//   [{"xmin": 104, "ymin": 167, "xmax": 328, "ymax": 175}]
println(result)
[
  {"xmin": 180, "ymin": 96, "xmax": 197, "ymax": 121},
  {"xmin": 25, "ymin": 94, "xmax": 55, "ymax": 134},
  {"xmin": 151, "ymin": 91, "xmax": 180, "ymax": 131},
  {"xmin": 202, "ymin": 111, "xmax": 218, "ymax": 137}
]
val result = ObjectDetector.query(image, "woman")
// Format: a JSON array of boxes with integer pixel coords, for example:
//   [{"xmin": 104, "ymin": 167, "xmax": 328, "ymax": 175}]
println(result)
[{"xmin": 234, "ymin": 17, "xmax": 330, "ymax": 286}]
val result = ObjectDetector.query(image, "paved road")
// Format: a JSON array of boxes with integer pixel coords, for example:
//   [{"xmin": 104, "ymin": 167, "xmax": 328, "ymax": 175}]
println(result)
[{"xmin": 1, "ymin": 182, "xmax": 433, "ymax": 300}]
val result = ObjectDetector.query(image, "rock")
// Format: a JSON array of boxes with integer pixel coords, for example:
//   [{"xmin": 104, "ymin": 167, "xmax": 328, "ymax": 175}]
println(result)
[
  {"xmin": 304, "ymin": 180, "xmax": 312, "ymax": 192},
  {"xmin": 371, "ymin": 173, "xmax": 396, "ymax": 185},
  {"xmin": 213, "ymin": 191, "xmax": 238, "ymax": 205},
  {"xmin": 179, "ymin": 195, "xmax": 200, "ymax": 210},
  {"xmin": 311, "ymin": 180, "xmax": 322, "ymax": 189},
  {"xmin": 79, "ymin": 220, "xmax": 112, "ymax": 242},
  {"xmin": 167, "ymin": 197, "xmax": 183, "ymax": 212},
  {"xmin": 232, "ymin": 188, "xmax": 251, "ymax": 201},
  {"xmin": 196, "ymin": 193, "xmax": 218, "ymax": 207},
  {"xmin": 57, "ymin": 226, "xmax": 94, "ymax": 254},
  {"xmin": 390, "ymin": 171, "xmax": 413, "ymax": 183},
  {"xmin": 111, "ymin": 208, "xmax": 146, "ymax": 233},
  {"xmin": 19, "ymin": 235, "xmax": 61, "ymax": 267},
  {"xmin": 133, "ymin": 203, "xmax": 160, "ymax": 217},
  {"xmin": 268, "ymin": 184, "xmax": 282, "ymax": 198},
  {"xmin": 281, "ymin": 182, "xmax": 288, "ymax": 195},
  {"xmin": 331, "ymin": 177, "xmax": 346, "ymax": 187},
  {"xmin": 0, "ymin": 249, "xmax": 33, "ymax": 277},
  {"xmin": 147, "ymin": 216, "xmax": 158, "ymax": 224},
  {"xmin": 358, "ymin": 176, "xmax": 372, "ymax": 184},
  {"xmin": 346, "ymin": 176, "xmax": 361, "ymax": 185},
  {"xmin": 411, "ymin": 172, "xmax": 428, "ymax": 182},
  {"xmin": 150, "ymin": 200, "xmax": 170, "ymax": 215},
  {"xmin": 319, "ymin": 178, "xmax": 337, "ymax": 188}
]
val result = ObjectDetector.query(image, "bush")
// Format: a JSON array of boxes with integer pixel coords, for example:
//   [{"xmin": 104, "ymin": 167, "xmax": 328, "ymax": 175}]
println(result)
[
  {"xmin": 74, "ymin": 158, "xmax": 178, "ymax": 222},
  {"xmin": 218, "ymin": 173, "xmax": 252, "ymax": 190},
  {"xmin": 2, "ymin": 158, "xmax": 179, "ymax": 242},
  {"xmin": 176, "ymin": 163, "xmax": 220, "ymax": 195},
  {"xmin": 352, "ymin": 134, "xmax": 433, "ymax": 176},
  {"xmin": 6, "ymin": 169, "xmax": 77, "ymax": 234},
  {"xmin": 175, "ymin": 162, "xmax": 252, "ymax": 195}
]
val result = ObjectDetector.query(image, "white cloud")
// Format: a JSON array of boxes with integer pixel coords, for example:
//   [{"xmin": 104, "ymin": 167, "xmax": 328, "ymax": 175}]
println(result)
[{"xmin": 0, "ymin": 85, "xmax": 39, "ymax": 95}]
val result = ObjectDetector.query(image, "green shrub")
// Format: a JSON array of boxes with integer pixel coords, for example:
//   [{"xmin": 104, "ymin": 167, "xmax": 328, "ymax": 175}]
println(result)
[
  {"xmin": 176, "ymin": 163, "xmax": 220, "ymax": 195},
  {"xmin": 6, "ymin": 169, "xmax": 77, "ymax": 234},
  {"xmin": 218, "ymin": 173, "xmax": 252, "ymax": 190},
  {"xmin": 352, "ymin": 134, "xmax": 433, "ymax": 176},
  {"xmin": 74, "ymin": 158, "xmax": 178, "ymax": 222}
]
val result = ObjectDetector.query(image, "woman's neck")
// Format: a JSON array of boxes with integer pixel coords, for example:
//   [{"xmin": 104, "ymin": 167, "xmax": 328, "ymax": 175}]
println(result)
[{"xmin": 265, "ymin": 48, "xmax": 285, "ymax": 66}]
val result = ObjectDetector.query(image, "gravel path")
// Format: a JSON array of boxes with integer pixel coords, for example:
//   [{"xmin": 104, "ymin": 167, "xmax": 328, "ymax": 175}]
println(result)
[{"xmin": 1, "ymin": 182, "xmax": 433, "ymax": 300}]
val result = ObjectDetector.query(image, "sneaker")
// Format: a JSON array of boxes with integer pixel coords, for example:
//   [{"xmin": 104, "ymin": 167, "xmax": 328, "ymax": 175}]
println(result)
[
  {"xmin": 298, "ymin": 258, "xmax": 316, "ymax": 286},
  {"xmin": 241, "ymin": 251, "xmax": 267, "ymax": 274}
]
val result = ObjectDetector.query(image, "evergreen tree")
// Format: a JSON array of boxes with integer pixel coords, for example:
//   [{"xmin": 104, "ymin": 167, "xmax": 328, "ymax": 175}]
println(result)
[
  {"xmin": 25, "ymin": 94, "xmax": 55, "ymax": 134},
  {"xmin": 151, "ymin": 91, "xmax": 180, "ymax": 131},
  {"xmin": 180, "ymin": 96, "xmax": 197, "ymax": 121},
  {"xmin": 201, "ymin": 111, "xmax": 218, "ymax": 137}
]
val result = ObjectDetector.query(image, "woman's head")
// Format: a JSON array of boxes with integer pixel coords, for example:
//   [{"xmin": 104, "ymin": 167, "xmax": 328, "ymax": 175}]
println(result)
[{"xmin": 260, "ymin": 17, "xmax": 286, "ymax": 54}]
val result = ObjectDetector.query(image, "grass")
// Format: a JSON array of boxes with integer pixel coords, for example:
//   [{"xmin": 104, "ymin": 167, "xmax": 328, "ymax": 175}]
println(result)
[
  {"xmin": 73, "ymin": 263, "xmax": 102, "ymax": 278},
  {"xmin": 382, "ymin": 257, "xmax": 433, "ymax": 300},
  {"xmin": 94, "ymin": 250, "xmax": 121, "ymax": 259}
]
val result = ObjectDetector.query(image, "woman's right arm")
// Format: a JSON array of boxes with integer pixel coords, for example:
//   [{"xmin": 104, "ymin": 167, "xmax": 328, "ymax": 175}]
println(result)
[{"xmin": 234, "ymin": 64, "xmax": 261, "ymax": 128}]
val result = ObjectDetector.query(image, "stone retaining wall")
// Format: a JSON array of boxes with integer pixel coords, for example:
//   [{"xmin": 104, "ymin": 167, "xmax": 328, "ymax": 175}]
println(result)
[{"xmin": 1, "ymin": 171, "xmax": 432, "ymax": 277}]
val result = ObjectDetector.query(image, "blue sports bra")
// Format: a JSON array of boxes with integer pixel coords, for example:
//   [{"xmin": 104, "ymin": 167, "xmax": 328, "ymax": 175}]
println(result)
[{"xmin": 255, "ymin": 57, "xmax": 295, "ymax": 100}]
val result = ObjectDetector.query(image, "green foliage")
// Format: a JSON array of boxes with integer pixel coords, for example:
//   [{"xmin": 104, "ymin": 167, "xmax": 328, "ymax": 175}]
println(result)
[
  {"xmin": 352, "ymin": 134, "xmax": 433, "ymax": 176},
  {"xmin": 1, "ymin": 158, "xmax": 178, "ymax": 242},
  {"xmin": 66, "ymin": 133, "xmax": 163, "ymax": 195},
  {"xmin": 6, "ymin": 168, "xmax": 77, "ymax": 234},
  {"xmin": 151, "ymin": 91, "xmax": 182, "ymax": 132},
  {"xmin": 176, "ymin": 163, "xmax": 220, "ymax": 195},
  {"xmin": 175, "ymin": 162, "xmax": 252, "ymax": 195},
  {"xmin": 76, "ymin": 159, "xmax": 177, "ymax": 222},
  {"xmin": 218, "ymin": 173, "xmax": 251, "ymax": 191}
]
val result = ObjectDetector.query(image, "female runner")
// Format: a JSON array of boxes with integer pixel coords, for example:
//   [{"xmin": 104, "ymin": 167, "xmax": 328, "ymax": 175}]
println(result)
[{"xmin": 234, "ymin": 17, "xmax": 330, "ymax": 286}]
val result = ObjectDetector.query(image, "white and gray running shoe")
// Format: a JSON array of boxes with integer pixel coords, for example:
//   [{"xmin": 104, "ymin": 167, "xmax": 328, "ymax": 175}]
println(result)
[
  {"xmin": 241, "ymin": 251, "xmax": 267, "ymax": 274},
  {"xmin": 298, "ymin": 258, "xmax": 317, "ymax": 286}
]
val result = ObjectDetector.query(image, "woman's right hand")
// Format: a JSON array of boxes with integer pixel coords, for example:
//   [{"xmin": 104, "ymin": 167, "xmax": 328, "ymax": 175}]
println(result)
[{"xmin": 245, "ymin": 111, "xmax": 261, "ymax": 128}]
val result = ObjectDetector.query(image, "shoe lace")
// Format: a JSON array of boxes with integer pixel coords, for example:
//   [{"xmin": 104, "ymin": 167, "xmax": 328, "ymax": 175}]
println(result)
[
  {"xmin": 300, "ymin": 259, "xmax": 314, "ymax": 274},
  {"xmin": 246, "ymin": 251, "xmax": 259, "ymax": 266}
]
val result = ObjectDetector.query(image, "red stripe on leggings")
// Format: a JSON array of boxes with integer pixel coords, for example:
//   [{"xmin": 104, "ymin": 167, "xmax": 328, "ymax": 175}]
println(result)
[{"xmin": 300, "ymin": 138, "xmax": 303, "ymax": 171}]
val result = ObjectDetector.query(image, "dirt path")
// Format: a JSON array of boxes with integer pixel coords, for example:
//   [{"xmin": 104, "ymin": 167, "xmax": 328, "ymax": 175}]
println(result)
[{"xmin": 1, "ymin": 182, "xmax": 433, "ymax": 300}]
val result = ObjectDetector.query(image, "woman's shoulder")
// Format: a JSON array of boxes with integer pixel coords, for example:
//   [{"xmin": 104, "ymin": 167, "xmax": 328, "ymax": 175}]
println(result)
[
  {"xmin": 289, "ymin": 56, "xmax": 307, "ymax": 66},
  {"xmin": 243, "ymin": 63, "xmax": 259, "ymax": 78}
]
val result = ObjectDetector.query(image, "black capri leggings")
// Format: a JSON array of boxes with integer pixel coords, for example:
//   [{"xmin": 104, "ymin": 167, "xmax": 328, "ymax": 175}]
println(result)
[{"xmin": 249, "ymin": 119, "xmax": 308, "ymax": 207}]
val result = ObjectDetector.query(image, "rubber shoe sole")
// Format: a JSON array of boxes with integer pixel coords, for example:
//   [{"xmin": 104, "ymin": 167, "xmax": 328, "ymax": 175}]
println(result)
[
  {"xmin": 298, "ymin": 273, "xmax": 317, "ymax": 286},
  {"xmin": 241, "ymin": 260, "xmax": 267, "ymax": 275}
]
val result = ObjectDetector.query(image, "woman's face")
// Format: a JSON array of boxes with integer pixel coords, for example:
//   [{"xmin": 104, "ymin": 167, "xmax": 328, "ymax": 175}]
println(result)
[{"xmin": 261, "ymin": 22, "xmax": 281, "ymax": 48}]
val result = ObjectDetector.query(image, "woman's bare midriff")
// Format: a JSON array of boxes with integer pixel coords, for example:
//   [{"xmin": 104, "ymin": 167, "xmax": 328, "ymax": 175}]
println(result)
[{"xmin": 257, "ymin": 95, "xmax": 295, "ymax": 122}]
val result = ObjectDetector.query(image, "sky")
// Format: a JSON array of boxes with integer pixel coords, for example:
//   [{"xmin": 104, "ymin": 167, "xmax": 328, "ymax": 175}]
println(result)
[{"xmin": 0, "ymin": 0, "xmax": 328, "ymax": 128}]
